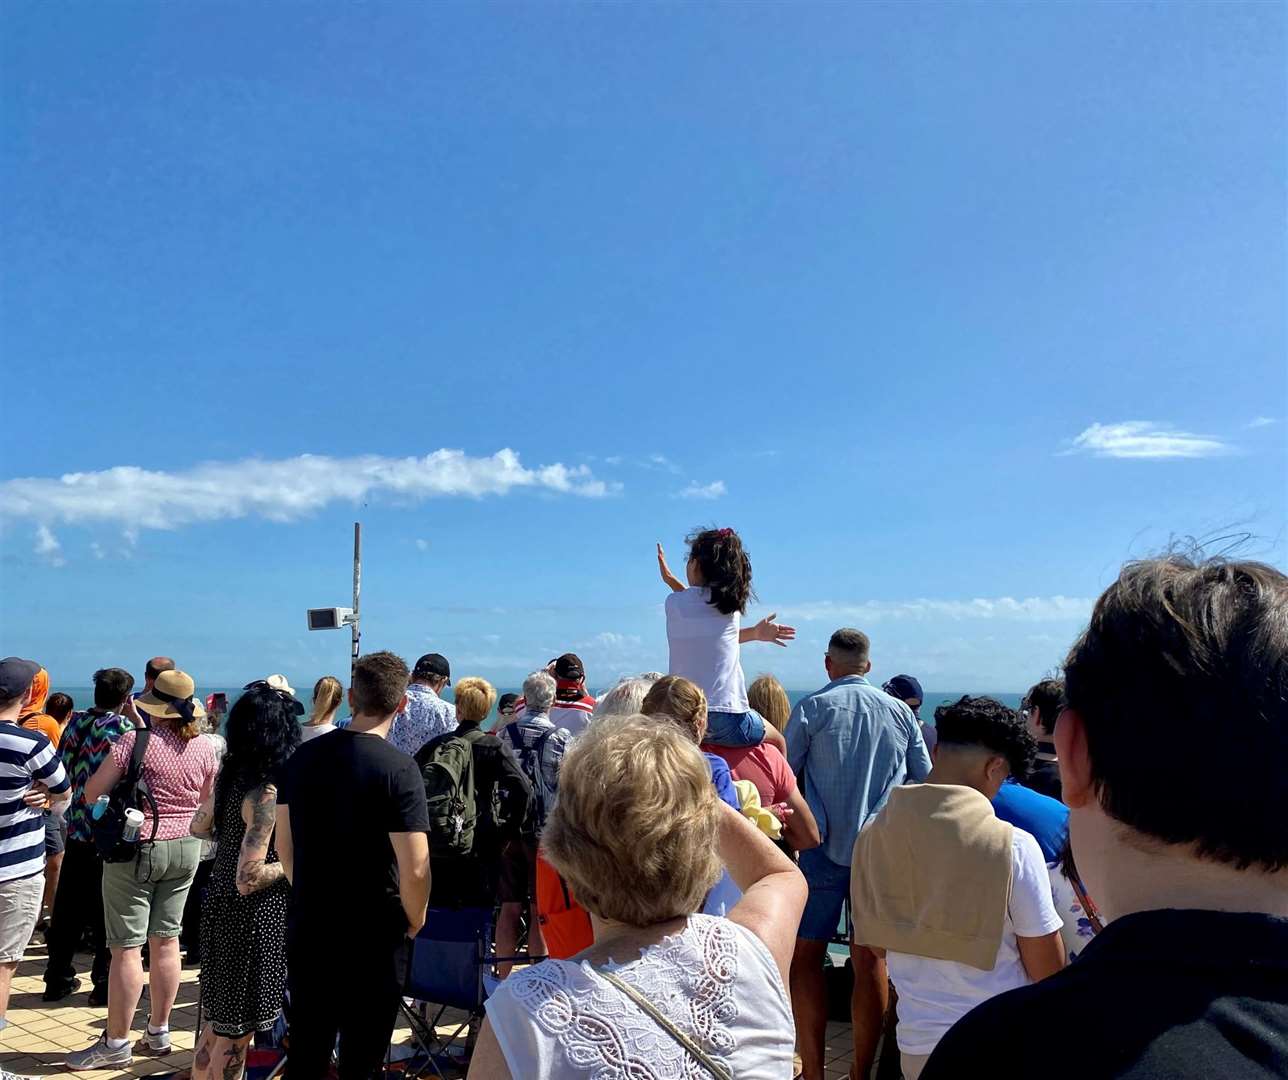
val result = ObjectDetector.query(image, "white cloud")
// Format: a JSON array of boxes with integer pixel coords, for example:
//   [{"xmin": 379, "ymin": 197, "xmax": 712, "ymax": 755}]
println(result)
[
  {"xmin": 677, "ymin": 480, "xmax": 727, "ymax": 500},
  {"xmin": 34, "ymin": 525, "xmax": 66, "ymax": 567},
  {"xmin": 604, "ymin": 456, "xmax": 623, "ymax": 466},
  {"xmin": 0, "ymin": 448, "xmax": 616, "ymax": 532},
  {"xmin": 415, "ymin": 538, "xmax": 430, "ymax": 552},
  {"xmin": 780, "ymin": 595, "xmax": 1093, "ymax": 624},
  {"xmin": 1065, "ymin": 421, "xmax": 1230, "ymax": 460},
  {"xmin": 1247, "ymin": 416, "xmax": 1278, "ymax": 429},
  {"xmin": 643, "ymin": 454, "xmax": 683, "ymax": 475},
  {"xmin": 89, "ymin": 541, "xmax": 106, "ymax": 560}
]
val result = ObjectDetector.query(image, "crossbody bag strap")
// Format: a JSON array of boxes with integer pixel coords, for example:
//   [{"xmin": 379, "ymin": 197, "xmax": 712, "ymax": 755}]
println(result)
[{"xmin": 595, "ymin": 968, "xmax": 732, "ymax": 1080}]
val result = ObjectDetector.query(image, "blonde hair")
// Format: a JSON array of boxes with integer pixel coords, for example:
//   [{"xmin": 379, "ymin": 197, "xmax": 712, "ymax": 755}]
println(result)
[
  {"xmin": 640, "ymin": 675, "xmax": 707, "ymax": 743},
  {"xmin": 748, "ymin": 674, "xmax": 791, "ymax": 734},
  {"xmin": 453, "ymin": 676, "xmax": 496, "ymax": 725},
  {"xmin": 543, "ymin": 715, "xmax": 721, "ymax": 927},
  {"xmin": 311, "ymin": 675, "xmax": 344, "ymax": 723}
]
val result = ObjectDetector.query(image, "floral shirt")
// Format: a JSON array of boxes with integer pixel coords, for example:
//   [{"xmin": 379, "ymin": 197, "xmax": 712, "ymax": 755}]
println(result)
[
  {"xmin": 387, "ymin": 683, "xmax": 457, "ymax": 757},
  {"xmin": 59, "ymin": 708, "xmax": 133, "ymax": 843}
]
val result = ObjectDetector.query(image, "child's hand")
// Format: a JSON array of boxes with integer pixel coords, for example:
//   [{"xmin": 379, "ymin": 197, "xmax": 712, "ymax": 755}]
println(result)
[
  {"xmin": 656, "ymin": 542, "xmax": 670, "ymax": 580},
  {"xmin": 750, "ymin": 613, "xmax": 796, "ymax": 647}
]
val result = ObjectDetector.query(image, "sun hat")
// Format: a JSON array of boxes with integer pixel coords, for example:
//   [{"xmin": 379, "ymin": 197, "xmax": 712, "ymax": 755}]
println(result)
[
  {"xmin": 245, "ymin": 674, "xmax": 305, "ymax": 716},
  {"xmin": 135, "ymin": 669, "xmax": 207, "ymax": 722}
]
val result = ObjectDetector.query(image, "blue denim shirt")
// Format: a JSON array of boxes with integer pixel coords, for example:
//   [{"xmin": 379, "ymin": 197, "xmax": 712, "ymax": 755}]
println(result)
[{"xmin": 786, "ymin": 674, "xmax": 932, "ymax": 866}]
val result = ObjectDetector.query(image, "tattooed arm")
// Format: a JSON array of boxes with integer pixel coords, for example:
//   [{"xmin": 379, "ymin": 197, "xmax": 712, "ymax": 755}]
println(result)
[
  {"xmin": 190, "ymin": 792, "xmax": 216, "ymax": 839},
  {"xmin": 236, "ymin": 784, "xmax": 286, "ymax": 896}
]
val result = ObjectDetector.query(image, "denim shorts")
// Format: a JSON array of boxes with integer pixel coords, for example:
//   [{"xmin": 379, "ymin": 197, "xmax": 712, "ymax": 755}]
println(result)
[
  {"xmin": 798, "ymin": 847, "xmax": 852, "ymax": 942},
  {"xmin": 704, "ymin": 708, "xmax": 766, "ymax": 748}
]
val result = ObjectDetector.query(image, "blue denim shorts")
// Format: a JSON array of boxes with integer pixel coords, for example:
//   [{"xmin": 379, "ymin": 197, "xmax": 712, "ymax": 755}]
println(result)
[
  {"xmin": 704, "ymin": 708, "xmax": 766, "ymax": 748},
  {"xmin": 798, "ymin": 847, "xmax": 852, "ymax": 942}
]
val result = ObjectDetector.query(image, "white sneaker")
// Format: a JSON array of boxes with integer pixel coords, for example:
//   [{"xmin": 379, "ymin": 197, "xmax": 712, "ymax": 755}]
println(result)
[
  {"xmin": 138, "ymin": 1025, "xmax": 172, "ymax": 1055},
  {"xmin": 66, "ymin": 1033, "xmax": 133, "ymax": 1071},
  {"xmin": 2, "ymin": 1069, "xmax": 36, "ymax": 1080}
]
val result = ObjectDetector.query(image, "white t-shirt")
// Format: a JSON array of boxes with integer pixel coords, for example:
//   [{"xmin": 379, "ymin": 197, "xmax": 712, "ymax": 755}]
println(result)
[
  {"xmin": 298, "ymin": 722, "xmax": 335, "ymax": 743},
  {"xmin": 665, "ymin": 586, "xmax": 748, "ymax": 713},
  {"xmin": 886, "ymin": 827, "xmax": 1064, "ymax": 1055},
  {"xmin": 485, "ymin": 914, "xmax": 793, "ymax": 1078}
]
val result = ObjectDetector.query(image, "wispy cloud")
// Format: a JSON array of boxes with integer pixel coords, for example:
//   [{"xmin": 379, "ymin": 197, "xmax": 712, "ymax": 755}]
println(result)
[
  {"xmin": 1247, "ymin": 416, "xmax": 1278, "ymax": 430},
  {"xmin": 780, "ymin": 596, "xmax": 1093, "ymax": 624},
  {"xmin": 415, "ymin": 538, "xmax": 430, "ymax": 552},
  {"xmin": 0, "ymin": 448, "xmax": 616, "ymax": 532},
  {"xmin": 643, "ymin": 454, "xmax": 683, "ymax": 475},
  {"xmin": 34, "ymin": 525, "xmax": 65, "ymax": 567},
  {"xmin": 677, "ymin": 480, "xmax": 727, "ymax": 500},
  {"xmin": 1065, "ymin": 421, "xmax": 1230, "ymax": 460}
]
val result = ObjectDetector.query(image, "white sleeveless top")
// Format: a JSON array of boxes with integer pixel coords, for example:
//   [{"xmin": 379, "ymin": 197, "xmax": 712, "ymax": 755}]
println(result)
[{"xmin": 485, "ymin": 914, "xmax": 794, "ymax": 1078}]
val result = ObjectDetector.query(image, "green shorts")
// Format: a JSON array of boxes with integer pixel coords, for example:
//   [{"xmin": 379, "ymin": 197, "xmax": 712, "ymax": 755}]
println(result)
[{"xmin": 102, "ymin": 836, "xmax": 202, "ymax": 949}]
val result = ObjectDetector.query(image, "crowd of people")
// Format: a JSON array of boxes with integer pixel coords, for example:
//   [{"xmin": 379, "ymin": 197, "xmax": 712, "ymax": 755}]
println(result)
[{"xmin": 0, "ymin": 528, "xmax": 1285, "ymax": 1080}]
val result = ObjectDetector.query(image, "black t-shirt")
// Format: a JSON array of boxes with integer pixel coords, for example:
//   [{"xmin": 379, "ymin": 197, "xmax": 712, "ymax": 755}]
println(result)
[
  {"xmin": 277, "ymin": 728, "xmax": 429, "ymax": 937},
  {"xmin": 1023, "ymin": 757, "xmax": 1063, "ymax": 802},
  {"xmin": 922, "ymin": 908, "xmax": 1288, "ymax": 1079}
]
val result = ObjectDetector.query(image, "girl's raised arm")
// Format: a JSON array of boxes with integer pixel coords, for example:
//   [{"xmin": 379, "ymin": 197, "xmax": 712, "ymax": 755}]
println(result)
[{"xmin": 657, "ymin": 542, "xmax": 686, "ymax": 593}]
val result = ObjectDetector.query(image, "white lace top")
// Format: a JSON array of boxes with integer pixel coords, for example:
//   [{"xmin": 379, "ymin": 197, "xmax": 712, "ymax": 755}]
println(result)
[{"xmin": 485, "ymin": 914, "xmax": 794, "ymax": 1078}]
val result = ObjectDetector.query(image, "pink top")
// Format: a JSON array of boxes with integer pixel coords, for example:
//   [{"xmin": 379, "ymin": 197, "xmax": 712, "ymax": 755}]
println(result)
[
  {"xmin": 704, "ymin": 742, "xmax": 797, "ymax": 808},
  {"xmin": 111, "ymin": 725, "xmax": 218, "ymax": 841}
]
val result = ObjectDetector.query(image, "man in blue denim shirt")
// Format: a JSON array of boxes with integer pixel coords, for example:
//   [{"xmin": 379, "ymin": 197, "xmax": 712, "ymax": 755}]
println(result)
[{"xmin": 785, "ymin": 628, "xmax": 931, "ymax": 1080}]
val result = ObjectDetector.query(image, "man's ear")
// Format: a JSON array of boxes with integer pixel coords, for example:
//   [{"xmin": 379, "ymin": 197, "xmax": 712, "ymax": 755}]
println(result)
[
  {"xmin": 1055, "ymin": 707, "xmax": 1094, "ymax": 809},
  {"xmin": 862, "ymin": 659, "xmax": 872, "ymax": 675},
  {"xmin": 347, "ymin": 687, "xmax": 356, "ymax": 710},
  {"xmin": 987, "ymin": 754, "xmax": 1010, "ymax": 789}
]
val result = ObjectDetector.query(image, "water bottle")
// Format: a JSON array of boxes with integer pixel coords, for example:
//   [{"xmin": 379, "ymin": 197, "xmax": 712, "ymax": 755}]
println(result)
[
  {"xmin": 91, "ymin": 795, "xmax": 110, "ymax": 821},
  {"xmin": 122, "ymin": 808, "xmax": 145, "ymax": 843}
]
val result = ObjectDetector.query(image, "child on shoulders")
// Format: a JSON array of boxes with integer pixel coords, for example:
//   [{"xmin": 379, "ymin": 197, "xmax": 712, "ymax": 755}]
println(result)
[{"xmin": 657, "ymin": 527, "xmax": 792, "ymax": 753}]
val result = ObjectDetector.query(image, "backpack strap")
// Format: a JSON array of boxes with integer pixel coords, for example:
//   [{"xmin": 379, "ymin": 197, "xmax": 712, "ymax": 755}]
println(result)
[
  {"xmin": 504, "ymin": 722, "xmax": 523, "ymax": 754},
  {"xmin": 126, "ymin": 726, "xmax": 160, "ymax": 845}
]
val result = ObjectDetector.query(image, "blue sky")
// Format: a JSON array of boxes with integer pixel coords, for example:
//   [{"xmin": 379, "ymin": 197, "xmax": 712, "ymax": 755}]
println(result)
[{"xmin": 2, "ymin": 2, "xmax": 1284, "ymax": 694}]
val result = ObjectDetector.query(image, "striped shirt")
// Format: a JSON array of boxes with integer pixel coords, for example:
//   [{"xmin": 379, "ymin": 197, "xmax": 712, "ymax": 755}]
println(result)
[{"xmin": 1, "ymin": 721, "xmax": 71, "ymax": 883}]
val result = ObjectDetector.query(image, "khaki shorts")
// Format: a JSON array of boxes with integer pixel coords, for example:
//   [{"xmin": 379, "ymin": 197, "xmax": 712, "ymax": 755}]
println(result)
[
  {"xmin": 102, "ymin": 837, "xmax": 201, "ymax": 949},
  {"xmin": 0, "ymin": 872, "xmax": 43, "ymax": 963}
]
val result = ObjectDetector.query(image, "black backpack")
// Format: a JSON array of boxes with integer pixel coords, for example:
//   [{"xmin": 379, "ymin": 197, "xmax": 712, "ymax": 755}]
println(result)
[
  {"xmin": 506, "ymin": 722, "xmax": 556, "ymax": 837},
  {"xmin": 92, "ymin": 725, "xmax": 159, "ymax": 863}
]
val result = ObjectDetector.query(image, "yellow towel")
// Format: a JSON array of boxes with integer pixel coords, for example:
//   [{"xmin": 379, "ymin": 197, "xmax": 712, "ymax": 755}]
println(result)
[
  {"xmin": 734, "ymin": 779, "xmax": 783, "ymax": 840},
  {"xmin": 850, "ymin": 784, "xmax": 1013, "ymax": 971}
]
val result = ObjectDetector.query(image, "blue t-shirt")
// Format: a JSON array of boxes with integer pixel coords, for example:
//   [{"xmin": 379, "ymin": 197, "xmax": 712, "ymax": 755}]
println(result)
[
  {"xmin": 993, "ymin": 778, "xmax": 1068, "ymax": 862},
  {"xmin": 704, "ymin": 752, "xmax": 741, "ymax": 810}
]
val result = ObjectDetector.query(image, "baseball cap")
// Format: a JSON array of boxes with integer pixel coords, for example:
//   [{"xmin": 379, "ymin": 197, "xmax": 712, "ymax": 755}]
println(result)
[
  {"xmin": 0, "ymin": 657, "xmax": 40, "ymax": 702},
  {"xmin": 882, "ymin": 674, "xmax": 924, "ymax": 713},
  {"xmin": 413, "ymin": 653, "xmax": 451, "ymax": 683},
  {"xmin": 552, "ymin": 653, "xmax": 585, "ymax": 681}
]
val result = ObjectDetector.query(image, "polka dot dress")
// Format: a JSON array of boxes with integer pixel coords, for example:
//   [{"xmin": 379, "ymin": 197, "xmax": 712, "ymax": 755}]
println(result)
[{"xmin": 198, "ymin": 773, "xmax": 290, "ymax": 1038}]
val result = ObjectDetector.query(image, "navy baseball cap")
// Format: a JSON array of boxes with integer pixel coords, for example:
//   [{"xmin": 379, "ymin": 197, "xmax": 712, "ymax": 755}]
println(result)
[
  {"xmin": 0, "ymin": 657, "xmax": 41, "ymax": 702},
  {"xmin": 413, "ymin": 653, "xmax": 451, "ymax": 683},
  {"xmin": 883, "ymin": 674, "xmax": 924, "ymax": 711}
]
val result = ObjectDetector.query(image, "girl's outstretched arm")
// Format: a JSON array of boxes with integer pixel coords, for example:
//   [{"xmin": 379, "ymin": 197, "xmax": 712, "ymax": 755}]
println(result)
[
  {"xmin": 657, "ymin": 543, "xmax": 686, "ymax": 593},
  {"xmin": 740, "ymin": 612, "xmax": 796, "ymax": 647}
]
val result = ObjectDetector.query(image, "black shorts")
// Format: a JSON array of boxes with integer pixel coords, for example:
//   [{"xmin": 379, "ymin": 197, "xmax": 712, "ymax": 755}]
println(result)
[
  {"xmin": 44, "ymin": 811, "xmax": 66, "ymax": 857},
  {"xmin": 497, "ymin": 837, "xmax": 539, "ymax": 904}
]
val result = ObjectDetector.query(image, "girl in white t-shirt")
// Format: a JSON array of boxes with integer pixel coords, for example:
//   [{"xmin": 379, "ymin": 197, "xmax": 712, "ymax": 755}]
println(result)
[
  {"xmin": 298, "ymin": 675, "xmax": 342, "ymax": 743},
  {"xmin": 657, "ymin": 527, "xmax": 793, "ymax": 752}
]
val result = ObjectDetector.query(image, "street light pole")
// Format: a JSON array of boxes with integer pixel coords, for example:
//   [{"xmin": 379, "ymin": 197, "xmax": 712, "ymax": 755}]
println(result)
[{"xmin": 351, "ymin": 521, "xmax": 362, "ymax": 677}]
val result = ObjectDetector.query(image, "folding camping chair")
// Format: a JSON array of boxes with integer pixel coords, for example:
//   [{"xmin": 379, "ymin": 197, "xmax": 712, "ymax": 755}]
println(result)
[{"xmin": 392, "ymin": 907, "xmax": 528, "ymax": 1078}]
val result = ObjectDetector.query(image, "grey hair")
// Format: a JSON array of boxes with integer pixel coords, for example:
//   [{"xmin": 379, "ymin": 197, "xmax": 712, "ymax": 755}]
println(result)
[
  {"xmin": 828, "ymin": 628, "xmax": 871, "ymax": 668},
  {"xmin": 594, "ymin": 673, "xmax": 663, "ymax": 720},
  {"xmin": 523, "ymin": 670, "xmax": 557, "ymax": 714}
]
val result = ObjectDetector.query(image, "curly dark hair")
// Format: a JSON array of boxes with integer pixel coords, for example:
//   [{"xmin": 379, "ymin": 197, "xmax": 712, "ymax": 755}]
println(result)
[
  {"xmin": 213, "ymin": 686, "xmax": 301, "ymax": 832},
  {"xmin": 933, "ymin": 695, "xmax": 1037, "ymax": 781},
  {"xmin": 686, "ymin": 527, "xmax": 756, "ymax": 616}
]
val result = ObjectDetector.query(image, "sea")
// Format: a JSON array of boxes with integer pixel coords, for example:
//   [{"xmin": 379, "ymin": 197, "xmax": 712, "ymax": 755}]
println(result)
[{"xmin": 55, "ymin": 684, "xmax": 1025, "ymax": 730}]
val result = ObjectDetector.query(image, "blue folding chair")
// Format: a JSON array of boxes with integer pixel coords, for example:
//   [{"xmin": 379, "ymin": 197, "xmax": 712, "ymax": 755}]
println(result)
[{"xmin": 393, "ymin": 907, "xmax": 528, "ymax": 1078}]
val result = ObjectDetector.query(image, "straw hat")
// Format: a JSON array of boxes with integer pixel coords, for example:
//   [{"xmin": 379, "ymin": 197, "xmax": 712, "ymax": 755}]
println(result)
[{"xmin": 135, "ymin": 669, "xmax": 207, "ymax": 721}]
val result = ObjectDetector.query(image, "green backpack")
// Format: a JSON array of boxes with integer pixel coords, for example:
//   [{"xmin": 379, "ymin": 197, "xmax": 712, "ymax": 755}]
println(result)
[{"xmin": 419, "ymin": 727, "xmax": 487, "ymax": 857}]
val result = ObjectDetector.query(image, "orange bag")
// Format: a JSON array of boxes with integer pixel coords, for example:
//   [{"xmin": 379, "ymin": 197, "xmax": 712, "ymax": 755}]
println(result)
[{"xmin": 535, "ymin": 851, "xmax": 593, "ymax": 959}]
